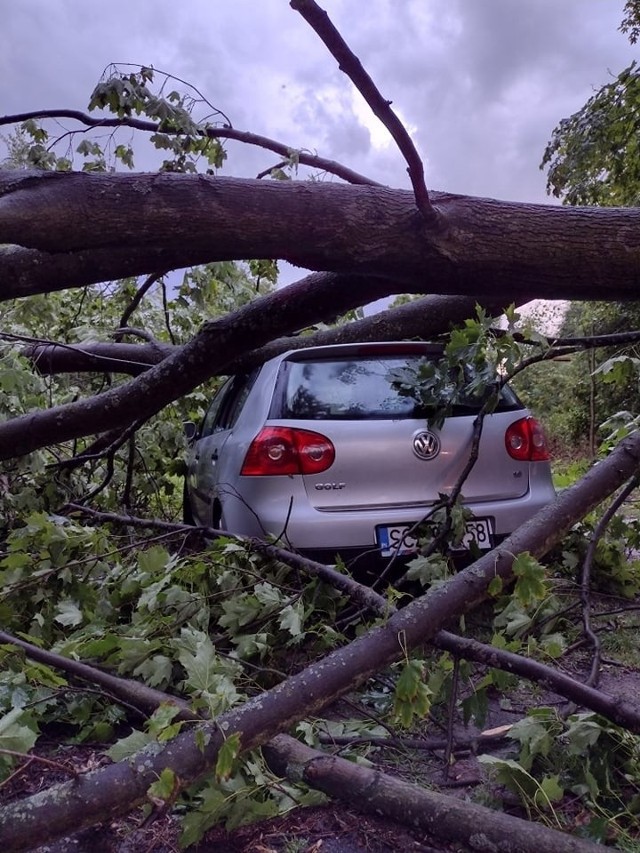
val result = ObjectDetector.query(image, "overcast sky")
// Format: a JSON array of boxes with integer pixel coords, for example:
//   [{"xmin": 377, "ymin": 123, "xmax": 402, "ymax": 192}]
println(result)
[{"xmin": 3, "ymin": 0, "xmax": 637, "ymax": 205}]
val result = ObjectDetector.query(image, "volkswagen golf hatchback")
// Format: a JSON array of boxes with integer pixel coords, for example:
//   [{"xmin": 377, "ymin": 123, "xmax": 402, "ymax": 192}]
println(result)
[{"xmin": 184, "ymin": 342, "xmax": 555, "ymax": 563}]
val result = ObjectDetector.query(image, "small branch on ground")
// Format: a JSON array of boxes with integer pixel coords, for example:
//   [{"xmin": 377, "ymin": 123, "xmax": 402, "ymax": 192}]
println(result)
[
  {"xmin": 263, "ymin": 734, "xmax": 603, "ymax": 853},
  {"xmin": 317, "ymin": 730, "xmax": 509, "ymax": 754},
  {"xmin": 0, "ymin": 749, "xmax": 79, "ymax": 781},
  {"xmin": 0, "ymin": 631, "xmax": 198, "ymax": 722}
]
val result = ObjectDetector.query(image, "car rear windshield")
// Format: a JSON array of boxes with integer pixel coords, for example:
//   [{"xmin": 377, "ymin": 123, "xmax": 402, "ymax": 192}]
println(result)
[{"xmin": 271, "ymin": 355, "xmax": 522, "ymax": 420}]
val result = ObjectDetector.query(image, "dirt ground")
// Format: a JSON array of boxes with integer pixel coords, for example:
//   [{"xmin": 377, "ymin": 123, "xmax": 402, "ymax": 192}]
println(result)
[{"xmin": 5, "ymin": 735, "xmax": 465, "ymax": 852}]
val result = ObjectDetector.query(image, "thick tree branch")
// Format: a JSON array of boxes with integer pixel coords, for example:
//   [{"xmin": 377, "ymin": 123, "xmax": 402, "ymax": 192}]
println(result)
[
  {"xmin": 115, "ymin": 272, "xmax": 165, "ymax": 336},
  {"xmin": 3, "ymin": 171, "xmax": 640, "ymax": 302},
  {"xmin": 24, "ymin": 339, "xmax": 174, "ymax": 376},
  {"xmin": 290, "ymin": 0, "xmax": 436, "ymax": 223},
  {"xmin": 22, "ymin": 308, "xmax": 640, "ymax": 381},
  {"xmin": 431, "ymin": 632, "xmax": 640, "ymax": 730},
  {"xmin": 0, "ymin": 271, "xmax": 421, "ymax": 459}
]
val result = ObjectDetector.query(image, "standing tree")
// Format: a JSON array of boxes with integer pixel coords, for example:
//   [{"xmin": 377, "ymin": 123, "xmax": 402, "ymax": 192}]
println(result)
[{"xmin": 538, "ymin": 0, "xmax": 640, "ymax": 456}]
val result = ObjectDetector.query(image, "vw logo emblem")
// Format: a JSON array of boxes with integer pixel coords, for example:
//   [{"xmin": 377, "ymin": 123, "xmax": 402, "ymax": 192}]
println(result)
[{"xmin": 412, "ymin": 430, "xmax": 440, "ymax": 460}]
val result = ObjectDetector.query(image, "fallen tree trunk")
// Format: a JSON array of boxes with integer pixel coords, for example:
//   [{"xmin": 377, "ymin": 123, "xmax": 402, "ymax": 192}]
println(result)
[
  {"xmin": 1, "ymin": 430, "xmax": 639, "ymax": 850},
  {"xmin": 263, "ymin": 734, "xmax": 602, "ymax": 853},
  {"xmin": 3, "ymin": 171, "xmax": 640, "ymax": 302}
]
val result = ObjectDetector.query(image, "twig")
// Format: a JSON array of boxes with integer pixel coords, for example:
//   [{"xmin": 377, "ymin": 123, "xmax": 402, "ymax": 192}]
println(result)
[
  {"xmin": 160, "ymin": 278, "xmax": 176, "ymax": 345},
  {"xmin": 317, "ymin": 730, "xmax": 508, "ymax": 753},
  {"xmin": 443, "ymin": 657, "xmax": 460, "ymax": 779},
  {"xmin": 112, "ymin": 327, "xmax": 164, "ymax": 346},
  {"xmin": 54, "ymin": 420, "xmax": 143, "ymax": 472},
  {"xmin": 256, "ymin": 159, "xmax": 288, "ymax": 180},
  {"xmin": 0, "ymin": 756, "xmax": 35, "ymax": 793},
  {"xmin": 122, "ymin": 433, "xmax": 136, "ymax": 510},
  {"xmin": 0, "ymin": 749, "xmax": 79, "ymax": 780}
]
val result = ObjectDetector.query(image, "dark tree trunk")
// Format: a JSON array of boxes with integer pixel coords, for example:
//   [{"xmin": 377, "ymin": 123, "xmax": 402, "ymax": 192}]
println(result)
[{"xmin": 2, "ymin": 171, "xmax": 640, "ymax": 302}]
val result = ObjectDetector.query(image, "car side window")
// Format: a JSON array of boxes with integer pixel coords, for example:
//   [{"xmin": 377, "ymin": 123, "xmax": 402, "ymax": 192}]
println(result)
[
  {"xmin": 199, "ymin": 379, "xmax": 233, "ymax": 438},
  {"xmin": 219, "ymin": 371, "xmax": 258, "ymax": 430},
  {"xmin": 199, "ymin": 372, "xmax": 258, "ymax": 438}
]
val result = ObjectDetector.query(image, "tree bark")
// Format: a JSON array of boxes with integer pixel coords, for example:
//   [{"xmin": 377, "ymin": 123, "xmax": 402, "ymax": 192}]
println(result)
[
  {"xmin": 2, "ymin": 431, "xmax": 639, "ymax": 850},
  {"xmin": 2, "ymin": 171, "xmax": 640, "ymax": 302},
  {"xmin": 263, "ymin": 734, "xmax": 602, "ymax": 853},
  {"xmin": 23, "ymin": 340, "xmax": 175, "ymax": 376}
]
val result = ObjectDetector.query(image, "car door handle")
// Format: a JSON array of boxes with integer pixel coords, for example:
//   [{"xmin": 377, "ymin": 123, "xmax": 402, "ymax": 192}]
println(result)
[{"xmin": 211, "ymin": 450, "xmax": 219, "ymax": 462}]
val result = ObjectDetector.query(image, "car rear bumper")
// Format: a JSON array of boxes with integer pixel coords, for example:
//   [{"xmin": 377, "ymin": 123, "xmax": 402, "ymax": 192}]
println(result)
[{"xmin": 224, "ymin": 481, "xmax": 556, "ymax": 554}]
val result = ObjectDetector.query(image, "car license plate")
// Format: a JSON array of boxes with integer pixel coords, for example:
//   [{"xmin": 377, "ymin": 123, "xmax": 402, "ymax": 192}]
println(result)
[{"xmin": 376, "ymin": 518, "xmax": 493, "ymax": 557}]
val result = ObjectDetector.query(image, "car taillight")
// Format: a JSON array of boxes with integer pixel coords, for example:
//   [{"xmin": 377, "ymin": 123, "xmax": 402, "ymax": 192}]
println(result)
[
  {"xmin": 240, "ymin": 427, "xmax": 335, "ymax": 476},
  {"xmin": 505, "ymin": 417, "xmax": 550, "ymax": 461}
]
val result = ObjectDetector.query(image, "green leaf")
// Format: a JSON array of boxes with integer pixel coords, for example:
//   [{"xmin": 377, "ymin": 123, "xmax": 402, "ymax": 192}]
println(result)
[
  {"xmin": 215, "ymin": 731, "xmax": 241, "ymax": 782},
  {"xmin": 393, "ymin": 660, "xmax": 431, "ymax": 727},
  {"xmin": 509, "ymin": 715, "xmax": 553, "ymax": 767},
  {"xmin": 279, "ymin": 601, "xmax": 304, "ymax": 637},
  {"xmin": 225, "ymin": 795, "xmax": 280, "ymax": 831},
  {"xmin": 478, "ymin": 755, "xmax": 537, "ymax": 798},
  {"xmin": 0, "ymin": 708, "xmax": 38, "ymax": 753},
  {"xmin": 461, "ymin": 686, "xmax": 489, "ymax": 727},
  {"xmin": 176, "ymin": 632, "xmax": 242, "ymax": 714},
  {"xmin": 53, "ymin": 598, "xmax": 84, "ymax": 627},
  {"xmin": 146, "ymin": 703, "xmax": 182, "ymax": 739},
  {"xmin": 538, "ymin": 632, "xmax": 567, "ymax": 659},
  {"xmin": 180, "ymin": 786, "xmax": 228, "ymax": 848},
  {"xmin": 138, "ymin": 545, "xmax": 172, "ymax": 575},
  {"xmin": 512, "ymin": 552, "xmax": 548, "ymax": 606},
  {"xmin": 487, "ymin": 575, "xmax": 503, "ymax": 597},
  {"xmin": 535, "ymin": 774, "xmax": 564, "ymax": 808},
  {"xmin": 178, "ymin": 635, "xmax": 219, "ymax": 693},
  {"xmin": 147, "ymin": 767, "xmax": 177, "ymax": 804},
  {"xmin": 194, "ymin": 728, "xmax": 210, "ymax": 754},
  {"xmin": 107, "ymin": 729, "xmax": 153, "ymax": 761},
  {"xmin": 565, "ymin": 714, "xmax": 603, "ymax": 754},
  {"xmin": 593, "ymin": 354, "xmax": 640, "ymax": 385}
]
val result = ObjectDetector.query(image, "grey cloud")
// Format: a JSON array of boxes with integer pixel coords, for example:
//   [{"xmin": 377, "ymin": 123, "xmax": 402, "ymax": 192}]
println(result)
[{"xmin": 2, "ymin": 0, "xmax": 637, "ymax": 204}]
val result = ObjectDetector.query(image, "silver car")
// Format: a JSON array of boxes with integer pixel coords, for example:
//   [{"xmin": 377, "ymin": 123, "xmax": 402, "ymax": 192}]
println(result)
[{"xmin": 184, "ymin": 342, "xmax": 555, "ymax": 563}]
